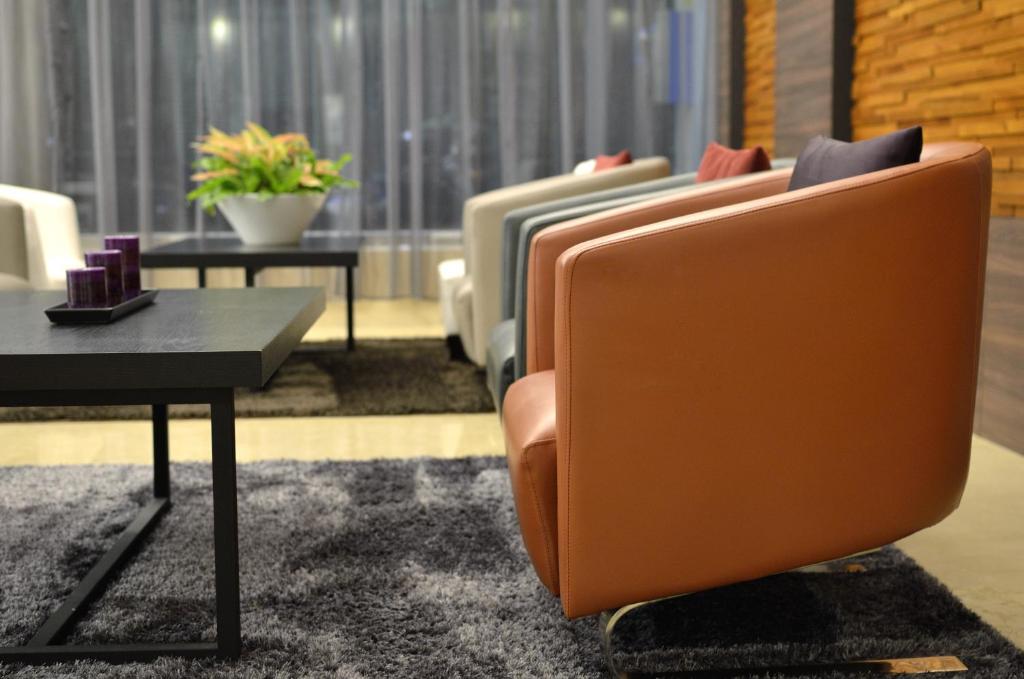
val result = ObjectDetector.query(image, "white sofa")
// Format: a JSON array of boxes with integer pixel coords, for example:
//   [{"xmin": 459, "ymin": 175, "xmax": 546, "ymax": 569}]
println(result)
[{"xmin": 0, "ymin": 185, "xmax": 83, "ymax": 290}]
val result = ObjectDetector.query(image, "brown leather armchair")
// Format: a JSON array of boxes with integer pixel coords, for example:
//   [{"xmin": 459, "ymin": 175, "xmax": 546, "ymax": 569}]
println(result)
[
  {"xmin": 502, "ymin": 142, "xmax": 991, "ymax": 632},
  {"xmin": 523, "ymin": 168, "xmax": 794, "ymax": 377}
]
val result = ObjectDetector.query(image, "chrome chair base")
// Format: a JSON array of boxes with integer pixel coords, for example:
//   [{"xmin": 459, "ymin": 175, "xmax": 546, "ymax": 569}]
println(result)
[{"xmin": 599, "ymin": 604, "xmax": 967, "ymax": 678}]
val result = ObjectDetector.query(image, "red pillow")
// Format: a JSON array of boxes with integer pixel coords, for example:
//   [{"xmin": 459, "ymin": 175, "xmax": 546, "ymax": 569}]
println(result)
[
  {"xmin": 695, "ymin": 142, "xmax": 771, "ymax": 182},
  {"xmin": 594, "ymin": 149, "xmax": 633, "ymax": 171}
]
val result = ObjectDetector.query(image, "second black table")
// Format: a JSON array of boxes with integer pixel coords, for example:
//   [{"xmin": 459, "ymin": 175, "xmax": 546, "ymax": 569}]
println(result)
[{"xmin": 142, "ymin": 234, "xmax": 360, "ymax": 350}]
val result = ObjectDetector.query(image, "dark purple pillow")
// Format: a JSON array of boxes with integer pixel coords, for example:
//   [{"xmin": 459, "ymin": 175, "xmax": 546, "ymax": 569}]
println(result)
[{"xmin": 787, "ymin": 126, "xmax": 923, "ymax": 191}]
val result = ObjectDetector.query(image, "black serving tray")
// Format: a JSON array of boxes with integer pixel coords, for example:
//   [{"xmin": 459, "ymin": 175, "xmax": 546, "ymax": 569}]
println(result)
[{"xmin": 45, "ymin": 289, "xmax": 159, "ymax": 325}]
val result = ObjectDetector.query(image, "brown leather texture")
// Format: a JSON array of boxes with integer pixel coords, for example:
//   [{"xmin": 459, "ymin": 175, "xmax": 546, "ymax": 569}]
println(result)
[
  {"xmin": 502, "ymin": 370, "xmax": 560, "ymax": 594},
  {"xmin": 550, "ymin": 142, "xmax": 990, "ymax": 618},
  {"xmin": 525, "ymin": 169, "xmax": 794, "ymax": 375}
]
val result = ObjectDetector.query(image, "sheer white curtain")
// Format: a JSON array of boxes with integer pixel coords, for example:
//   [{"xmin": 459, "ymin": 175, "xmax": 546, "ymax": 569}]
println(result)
[
  {"xmin": 0, "ymin": 0, "xmax": 720, "ymax": 298},
  {"xmin": 0, "ymin": 0, "xmax": 56, "ymax": 190}
]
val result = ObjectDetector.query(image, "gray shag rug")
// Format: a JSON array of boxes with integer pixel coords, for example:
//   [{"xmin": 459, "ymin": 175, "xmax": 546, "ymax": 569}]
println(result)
[
  {"xmin": 0, "ymin": 457, "xmax": 1022, "ymax": 678},
  {"xmin": 0, "ymin": 340, "xmax": 493, "ymax": 422}
]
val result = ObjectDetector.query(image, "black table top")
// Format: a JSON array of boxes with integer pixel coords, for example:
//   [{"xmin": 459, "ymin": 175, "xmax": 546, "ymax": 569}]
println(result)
[
  {"xmin": 0, "ymin": 288, "xmax": 325, "ymax": 391},
  {"xmin": 141, "ymin": 234, "xmax": 361, "ymax": 268}
]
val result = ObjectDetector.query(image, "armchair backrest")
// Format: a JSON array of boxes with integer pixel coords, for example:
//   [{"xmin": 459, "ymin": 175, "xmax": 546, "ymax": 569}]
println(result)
[
  {"xmin": 0, "ymin": 185, "xmax": 83, "ymax": 289},
  {"xmin": 460, "ymin": 157, "xmax": 671, "ymax": 364},
  {"xmin": 526, "ymin": 168, "xmax": 795, "ymax": 375},
  {"xmin": 551, "ymin": 142, "xmax": 991, "ymax": 617},
  {"xmin": 509, "ymin": 187, "xmax": 683, "ymax": 377},
  {"xmin": 511, "ymin": 160, "xmax": 797, "ymax": 379},
  {"xmin": 499, "ymin": 171, "xmax": 703, "ymax": 319},
  {"xmin": 500, "ymin": 159, "xmax": 798, "ymax": 321}
]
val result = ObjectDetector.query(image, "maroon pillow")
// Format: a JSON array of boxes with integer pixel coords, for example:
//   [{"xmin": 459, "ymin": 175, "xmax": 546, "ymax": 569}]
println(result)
[
  {"xmin": 594, "ymin": 150, "xmax": 633, "ymax": 171},
  {"xmin": 695, "ymin": 142, "xmax": 771, "ymax": 182}
]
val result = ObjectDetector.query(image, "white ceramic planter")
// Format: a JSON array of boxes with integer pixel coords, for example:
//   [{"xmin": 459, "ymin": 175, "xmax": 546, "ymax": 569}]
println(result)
[{"xmin": 217, "ymin": 193, "xmax": 327, "ymax": 246}]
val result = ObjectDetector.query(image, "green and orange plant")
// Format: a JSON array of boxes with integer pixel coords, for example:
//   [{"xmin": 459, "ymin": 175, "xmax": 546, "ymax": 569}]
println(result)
[{"xmin": 187, "ymin": 122, "xmax": 357, "ymax": 212}]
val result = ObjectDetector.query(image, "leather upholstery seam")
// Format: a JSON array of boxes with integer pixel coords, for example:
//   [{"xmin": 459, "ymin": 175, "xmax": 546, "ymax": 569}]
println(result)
[{"xmin": 562, "ymin": 237, "xmax": 578, "ymax": 613}]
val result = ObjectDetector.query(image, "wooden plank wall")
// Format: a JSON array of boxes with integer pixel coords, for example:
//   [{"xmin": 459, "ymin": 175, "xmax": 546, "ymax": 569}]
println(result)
[
  {"xmin": 741, "ymin": 0, "xmax": 1024, "ymax": 453},
  {"xmin": 977, "ymin": 217, "xmax": 1024, "ymax": 454},
  {"xmin": 851, "ymin": 0, "xmax": 1024, "ymax": 218},
  {"xmin": 743, "ymin": 0, "xmax": 775, "ymax": 154},
  {"xmin": 851, "ymin": 0, "xmax": 1024, "ymax": 454}
]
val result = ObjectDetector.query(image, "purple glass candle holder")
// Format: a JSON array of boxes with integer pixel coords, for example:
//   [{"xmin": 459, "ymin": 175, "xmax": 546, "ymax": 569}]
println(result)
[
  {"xmin": 85, "ymin": 249, "xmax": 125, "ymax": 305},
  {"xmin": 104, "ymin": 235, "xmax": 141, "ymax": 298},
  {"xmin": 66, "ymin": 267, "xmax": 108, "ymax": 309}
]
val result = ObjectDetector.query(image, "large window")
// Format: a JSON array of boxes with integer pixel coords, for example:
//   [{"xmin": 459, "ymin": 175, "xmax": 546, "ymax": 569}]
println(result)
[{"xmin": 4, "ymin": 0, "xmax": 720, "ymax": 237}]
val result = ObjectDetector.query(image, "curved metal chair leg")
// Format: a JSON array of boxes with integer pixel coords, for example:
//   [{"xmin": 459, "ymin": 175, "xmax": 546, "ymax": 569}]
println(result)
[
  {"xmin": 599, "ymin": 599, "xmax": 967, "ymax": 678},
  {"xmin": 599, "ymin": 602, "xmax": 650, "ymax": 679}
]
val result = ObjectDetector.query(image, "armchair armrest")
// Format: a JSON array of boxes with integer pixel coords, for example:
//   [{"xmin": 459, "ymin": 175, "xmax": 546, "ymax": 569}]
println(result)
[
  {"xmin": 551, "ymin": 143, "xmax": 990, "ymax": 618},
  {"xmin": 0, "ymin": 185, "xmax": 83, "ymax": 289},
  {"xmin": 525, "ymin": 168, "xmax": 793, "ymax": 374}
]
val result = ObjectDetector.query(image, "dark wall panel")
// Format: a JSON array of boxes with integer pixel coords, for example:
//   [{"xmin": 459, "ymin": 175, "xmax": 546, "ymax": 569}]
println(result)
[
  {"xmin": 773, "ymin": 0, "xmax": 833, "ymax": 157},
  {"xmin": 976, "ymin": 217, "xmax": 1024, "ymax": 454}
]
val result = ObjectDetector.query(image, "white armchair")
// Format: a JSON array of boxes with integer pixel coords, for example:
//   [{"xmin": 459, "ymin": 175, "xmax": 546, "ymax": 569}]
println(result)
[
  {"xmin": 0, "ymin": 197, "xmax": 30, "ymax": 290},
  {"xmin": 0, "ymin": 185, "xmax": 83, "ymax": 290}
]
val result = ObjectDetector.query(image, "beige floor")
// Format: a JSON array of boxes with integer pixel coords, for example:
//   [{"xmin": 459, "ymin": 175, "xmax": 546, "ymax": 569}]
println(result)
[
  {"xmin": 897, "ymin": 436, "xmax": 1024, "ymax": 647},
  {"xmin": 1, "ymin": 298, "xmax": 1021, "ymax": 650},
  {"xmin": 303, "ymin": 297, "xmax": 445, "ymax": 342}
]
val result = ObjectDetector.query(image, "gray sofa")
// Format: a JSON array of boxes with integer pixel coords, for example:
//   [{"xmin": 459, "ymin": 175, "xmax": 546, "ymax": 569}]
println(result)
[{"xmin": 486, "ymin": 160, "xmax": 796, "ymax": 409}]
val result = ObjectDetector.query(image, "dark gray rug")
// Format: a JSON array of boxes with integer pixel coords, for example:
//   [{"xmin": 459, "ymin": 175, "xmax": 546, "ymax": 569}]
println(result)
[
  {"xmin": 0, "ymin": 457, "xmax": 1021, "ymax": 678},
  {"xmin": 0, "ymin": 340, "xmax": 494, "ymax": 422}
]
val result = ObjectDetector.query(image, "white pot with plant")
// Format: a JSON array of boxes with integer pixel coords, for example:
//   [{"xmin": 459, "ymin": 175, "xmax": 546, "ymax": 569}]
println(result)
[{"xmin": 187, "ymin": 122, "xmax": 358, "ymax": 246}]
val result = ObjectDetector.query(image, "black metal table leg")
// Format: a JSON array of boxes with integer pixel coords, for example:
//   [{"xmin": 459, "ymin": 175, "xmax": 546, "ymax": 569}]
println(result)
[
  {"xmin": 198, "ymin": 267, "xmax": 207, "ymax": 288},
  {"xmin": 20, "ymin": 498, "xmax": 171, "ymax": 649},
  {"xmin": 346, "ymin": 265, "xmax": 355, "ymax": 351},
  {"xmin": 244, "ymin": 267, "xmax": 257, "ymax": 288},
  {"xmin": 153, "ymin": 404, "xmax": 170, "ymax": 500},
  {"xmin": 211, "ymin": 391, "xmax": 242, "ymax": 659},
  {"xmin": 0, "ymin": 389, "xmax": 243, "ymax": 665},
  {"xmin": 0, "ymin": 643, "xmax": 219, "ymax": 664}
]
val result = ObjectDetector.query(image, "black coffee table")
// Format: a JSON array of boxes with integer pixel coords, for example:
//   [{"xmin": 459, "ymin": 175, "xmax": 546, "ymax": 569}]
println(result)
[
  {"xmin": 0, "ymin": 288, "xmax": 325, "ymax": 664},
  {"xmin": 141, "ymin": 234, "xmax": 359, "ymax": 350}
]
